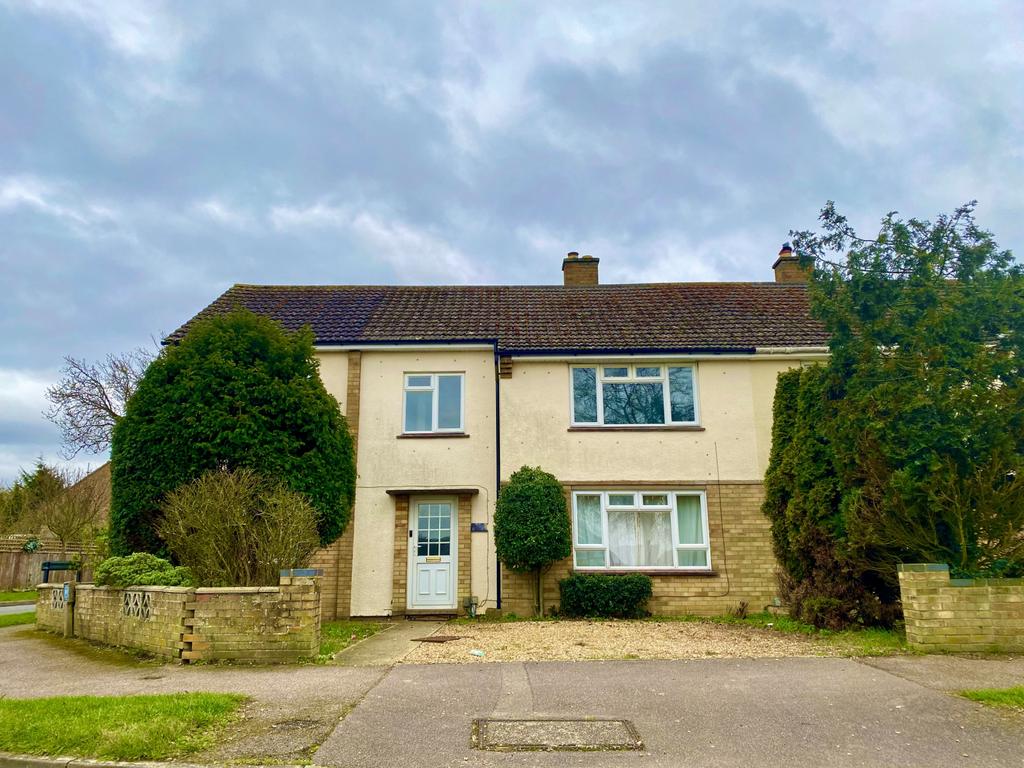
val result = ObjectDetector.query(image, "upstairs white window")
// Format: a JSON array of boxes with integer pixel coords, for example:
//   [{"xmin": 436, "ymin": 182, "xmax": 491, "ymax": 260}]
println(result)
[
  {"xmin": 573, "ymin": 491, "xmax": 710, "ymax": 570},
  {"xmin": 403, "ymin": 373, "xmax": 464, "ymax": 433},
  {"xmin": 570, "ymin": 364, "xmax": 697, "ymax": 426}
]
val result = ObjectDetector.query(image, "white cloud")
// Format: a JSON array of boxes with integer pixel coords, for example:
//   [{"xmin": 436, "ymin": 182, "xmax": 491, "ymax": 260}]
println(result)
[
  {"xmin": 269, "ymin": 201, "xmax": 351, "ymax": 232},
  {"xmin": 192, "ymin": 198, "xmax": 257, "ymax": 231},
  {"xmin": 0, "ymin": 175, "xmax": 121, "ymax": 235},
  {"xmin": 8, "ymin": 0, "xmax": 187, "ymax": 61}
]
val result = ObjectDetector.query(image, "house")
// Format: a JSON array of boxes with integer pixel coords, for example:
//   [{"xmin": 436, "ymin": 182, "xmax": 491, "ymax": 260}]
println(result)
[{"xmin": 177, "ymin": 246, "xmax": 827, "ymax": 618}]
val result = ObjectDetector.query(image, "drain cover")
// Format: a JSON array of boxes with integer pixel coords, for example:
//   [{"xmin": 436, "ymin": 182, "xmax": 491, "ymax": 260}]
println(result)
[{"xmin": 472, "ymin": 718, "xmax": 643, "ymax": 752}]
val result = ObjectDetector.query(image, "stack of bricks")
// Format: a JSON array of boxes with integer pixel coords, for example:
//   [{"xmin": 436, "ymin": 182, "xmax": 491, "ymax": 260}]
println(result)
[
  {"xmin": 899, "ymin": 563, "xmax": 1024, "ymax": 653},
  {"xmin": 501, "ymin": 482, "xmax": 778, "ymax": 617},
  {"xmin": 35, "ymin": 573, "xmax": 321, "ymax": 663}
]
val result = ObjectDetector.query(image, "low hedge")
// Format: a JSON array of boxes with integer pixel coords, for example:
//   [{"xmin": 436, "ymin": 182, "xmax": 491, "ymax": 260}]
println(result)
[
  {"xmin": 93, "ymin": 553, "xmax": 194, "ymax": 588},
  {"xmin": 558, "ymin": 573, "xmax": 653, "ymax": 619}
]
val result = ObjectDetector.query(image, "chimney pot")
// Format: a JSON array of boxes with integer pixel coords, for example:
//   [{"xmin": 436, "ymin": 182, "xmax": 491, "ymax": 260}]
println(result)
[
  {"xmin": 772, "ymin": 242, "xmax": 809, "ymax": 284},
  {"xmin": 567, "ymin": 251, "xmax": 579, "ymax": 260}
]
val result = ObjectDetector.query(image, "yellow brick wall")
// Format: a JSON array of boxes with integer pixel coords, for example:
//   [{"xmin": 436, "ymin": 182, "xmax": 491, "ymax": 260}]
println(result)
[
  {"xmin": 36, "ymin": 578, "xmax": 321, "ymax": 663},
  {"xmin": 899, "ymin": 565, "xmax": 1024, "ymax": 653},
  {"xmin": 501, "ymin": 482, "xmax": 778, "ymax": 617}
]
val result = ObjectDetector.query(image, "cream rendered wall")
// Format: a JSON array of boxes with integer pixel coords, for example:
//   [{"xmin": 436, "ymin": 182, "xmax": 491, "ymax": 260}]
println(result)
[
  {"xmin": 315, "ymin": 351, "xmax": 349, "ymax": 416},
  {"xmin": 346, "ymin": 350, "xmax": 497, "ymax": 616},
  {"xmin": 500, "ymin": 358, "xmax": 807, "ymax": 483}
]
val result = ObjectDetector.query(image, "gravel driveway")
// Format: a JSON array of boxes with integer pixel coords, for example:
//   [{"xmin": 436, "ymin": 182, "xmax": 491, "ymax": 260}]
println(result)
[{"xmin": 404, "ymin": 620, "xmax": 839, "ymax": 663}]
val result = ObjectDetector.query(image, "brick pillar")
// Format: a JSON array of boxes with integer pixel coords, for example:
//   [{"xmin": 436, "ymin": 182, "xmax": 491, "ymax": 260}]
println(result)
[{"xmin": 391, "ymin": 494, "xmax": 410, "ymax": 616}]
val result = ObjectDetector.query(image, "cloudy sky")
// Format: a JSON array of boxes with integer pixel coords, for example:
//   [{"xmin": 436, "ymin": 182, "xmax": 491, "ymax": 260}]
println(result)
[{"xmin": 1, "ymin": 1, "xmax": 1022, "ymax": 483}]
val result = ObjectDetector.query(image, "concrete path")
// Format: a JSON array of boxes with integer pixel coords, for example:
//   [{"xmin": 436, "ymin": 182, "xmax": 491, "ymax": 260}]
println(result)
[
  {"xmin": 315, "ymin": 657, "xmax": 1024, "ymax": 768},
  {"xmin": 0, "ymin": 602, "xmax": 35, "ymax": 615},
  {"xmin": 334, "ymin": 620, "xmax": 444, "ymax": 667}
]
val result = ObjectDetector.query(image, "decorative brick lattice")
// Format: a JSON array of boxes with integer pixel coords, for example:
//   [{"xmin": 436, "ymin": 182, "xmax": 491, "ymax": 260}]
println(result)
[
  {"xmin": 50, "ymin": 588, "xmax": 65, "ymax": 611},
  {"xmin": 121, "ymin": 590, "xmax": 152, "ymax": 620}
]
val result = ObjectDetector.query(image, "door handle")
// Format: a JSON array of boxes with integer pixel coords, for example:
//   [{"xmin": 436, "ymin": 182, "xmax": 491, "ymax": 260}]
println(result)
[{"xmin": 409, "ymin": 529, "xmax": 413, "ymax": 538}]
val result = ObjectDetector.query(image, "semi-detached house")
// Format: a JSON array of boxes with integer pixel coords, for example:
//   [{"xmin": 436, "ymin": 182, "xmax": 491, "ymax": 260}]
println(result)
[{"xmin": 177, "ymin": 245, "xmax": 827, "ymax": 618}]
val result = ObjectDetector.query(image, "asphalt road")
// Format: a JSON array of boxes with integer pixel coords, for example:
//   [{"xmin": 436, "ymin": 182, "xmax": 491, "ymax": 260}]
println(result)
[{"xmin": 0, "ymin": 602, "xmax": 34, "ymax": 615}]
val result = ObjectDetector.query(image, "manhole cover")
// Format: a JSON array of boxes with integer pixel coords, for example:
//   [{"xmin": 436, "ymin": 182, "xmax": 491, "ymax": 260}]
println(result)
[{"xmin": 472, "ymin": 718, "xmax": 643, "ymax": 752}]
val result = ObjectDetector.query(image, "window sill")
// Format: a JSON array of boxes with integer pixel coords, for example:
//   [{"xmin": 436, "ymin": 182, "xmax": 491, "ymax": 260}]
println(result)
[
  {"xmin": 397, "ymin": 432, "xmax": 470, "ymax": 439},
  {"xmin": 573, "ymin": 569, "xmax": 718, "ymax": 577},
  {"xmin": 567, "ymin": 425, "xmax": 705, "ymax": 433}
]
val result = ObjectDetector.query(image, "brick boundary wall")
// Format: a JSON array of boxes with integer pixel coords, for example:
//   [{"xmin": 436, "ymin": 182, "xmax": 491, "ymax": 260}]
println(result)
[
  {"xmin": 36, "ymin": 572, "xmax": 320, "ymax": 663},
  {"xmin": 501, "ymin": 482, "xmax": 778, "ymax": 617},
  {"xmin": 898, "ymin": 563, "xmax": 1024, "ymax": 653}
]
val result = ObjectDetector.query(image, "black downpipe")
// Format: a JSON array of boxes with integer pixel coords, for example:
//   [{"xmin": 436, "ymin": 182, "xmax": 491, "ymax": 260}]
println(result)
[{"xmin": 494, "ymin": 347, "xmax": 502, "ymax": 610}]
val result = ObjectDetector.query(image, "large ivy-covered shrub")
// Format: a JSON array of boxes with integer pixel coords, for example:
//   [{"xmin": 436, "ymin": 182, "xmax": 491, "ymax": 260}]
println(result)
[
  {"xmin": 558, "ymin": 573, "xmax": 653, "ymax": 619},
  {"xmin": 494, "ymin": 466, "xmax": 571, "ymax": 615},
  {"xmin": 110, "ymin": 309, "xmax": 355, "ymax": 556},
  {"xmin": 94, "ymin": 553, "xmax": 193, "ymax": 587},
  {"xmin": 159, "ymin": 468, "xmax": 320, "ymax": 587}
]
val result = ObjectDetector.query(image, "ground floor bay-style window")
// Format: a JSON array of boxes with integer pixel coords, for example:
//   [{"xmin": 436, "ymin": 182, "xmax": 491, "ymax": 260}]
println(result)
[{"xmin": 572, "ymin": 491, "xmax": 710, "ymax": 570}]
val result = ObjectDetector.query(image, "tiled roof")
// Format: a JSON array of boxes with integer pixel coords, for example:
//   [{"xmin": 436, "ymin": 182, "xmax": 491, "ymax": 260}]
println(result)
[{"xmin": 171, "ymin": 283, "xmax": 828, "ymax": 353}]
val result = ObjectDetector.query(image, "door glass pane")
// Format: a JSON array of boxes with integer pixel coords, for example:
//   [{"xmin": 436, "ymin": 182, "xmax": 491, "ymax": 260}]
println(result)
[
  {"xmin": 575, "ymin": 495, "xmax": 603, "ymax": 544},
  {"xmin": 635, "ymin": 366, "xmax": 662, "ymax": 378},
  {"xmin": 676, "ymin": 495, "xmax": 704, "ymax": 544},
  {"xmin": 607, "ymin": 510, "xmax": 638, "ymax": 566},
  {"xmin": 407, "ymin": 374, "xmax": 432, "ymax": 387},
  {"xmin": 668, "ymin": 367, "xmax": 695, "ymax": 422},
  {"xmin": 638, "ymin": 511, "xmax": 672, "ymax": 566},
  {"xmin": 437, "ymin": 375, "xmax": 462, "ymax": 429},
  {"xmin": 575, "ymin": 549, "xmax": 605, "ymax": 567},
  {"xmin": 677, "ymin": 549, "xmax": 708, "ymax": 567},
  {"xmin": 572, "ymin": 367, "xmax": 598, "ymax": 423},
  {"xmin": 405, "ymin": 390, "xmax": 433, "ymax": 431},
  {"xmin": 603, "ymin": 382, "xmax": 666, "ymax": 424}
]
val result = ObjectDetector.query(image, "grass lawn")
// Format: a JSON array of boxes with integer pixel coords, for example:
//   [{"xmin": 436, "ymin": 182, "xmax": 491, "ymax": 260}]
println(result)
[
  {"xmin": 317, "ymin": 619, "xmax": 388, "ymax": 662},
  {"xmin": 0, "ymin": 612, "xmax": 35, "ymax": 628},
  {"xmin": 961, "ymin": 686, "xmax": 1024, "ymax": 711},
  {"xmin": 697, "ymin": 612, "xmax": 910, "ymax": 656},
  {"xmin": 0, "ymin": 693, "xmax": 245, "ymax": 761},
  {"xmin": 0, "ymin": 590, "xmax": 37, "ymax": 603}
]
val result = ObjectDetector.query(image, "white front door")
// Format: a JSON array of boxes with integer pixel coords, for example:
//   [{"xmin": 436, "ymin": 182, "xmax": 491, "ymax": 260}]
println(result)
[{"xmin": 408, "ymin": 499, "xmax": 457, "ymax": 610}]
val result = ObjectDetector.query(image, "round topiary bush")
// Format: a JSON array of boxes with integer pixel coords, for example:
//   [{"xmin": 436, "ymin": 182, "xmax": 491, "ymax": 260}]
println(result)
[
  {"xmin": 493, "ymin": 465, "xmax": 571, "ymax": 615},
  {"xmin": 109, "ymin": 308, "xmax": 355, "ymax": 556},
  {"xmin": 93, "ymin": 552, "xmax": 193, "ymax": 587}
]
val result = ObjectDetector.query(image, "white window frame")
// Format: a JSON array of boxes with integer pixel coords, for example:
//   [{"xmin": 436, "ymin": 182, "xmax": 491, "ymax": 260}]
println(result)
[
  {"xmin": 402, "ymin": 373, "xmax": 465, "ymax": 434},
  {"xmin": 571, "ymin": 490, "xmax": 711, "ymax": 571},
  {"xmin": 569, "ymin": 363, "xmax": 700, "ymax": 427}
]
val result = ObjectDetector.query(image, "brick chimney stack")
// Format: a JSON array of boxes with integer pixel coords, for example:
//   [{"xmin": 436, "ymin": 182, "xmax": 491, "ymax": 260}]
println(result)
[
  {"xmin": 772, "ymin": 242, "xmax": 810, "ymax": 283},
  {"xmin": 562, "ymin": 251, "xmax": 600, "ymax": 286}
]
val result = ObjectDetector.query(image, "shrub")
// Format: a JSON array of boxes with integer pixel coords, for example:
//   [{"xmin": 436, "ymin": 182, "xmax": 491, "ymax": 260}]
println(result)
[
  {"xmin": 558, "ymin": 573, "xmax": 653, "ymax": 619},
  {"xmin": 94, "ymin": 553, "xmax": 193, "ymax": 588},
  {"xmin": 493, "ymin": 466, "xmax": 571, "ymax": 615},
  {"xmin": 158, "ymin": 468, "xmax": 320, "ymax": 587},
  {"xmin": 110, "ymin": 308, "xmax": 355, "ymax": 556}
]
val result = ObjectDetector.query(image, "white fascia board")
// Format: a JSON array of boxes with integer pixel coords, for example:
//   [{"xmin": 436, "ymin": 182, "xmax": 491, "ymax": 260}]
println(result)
[{"xmin": 512, "ymin": 348, "xmax": 830, "ymax": 362}]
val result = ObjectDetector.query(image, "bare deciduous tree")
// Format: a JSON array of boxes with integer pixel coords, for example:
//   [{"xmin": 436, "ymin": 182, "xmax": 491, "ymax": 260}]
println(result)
[
  {"xmin": 35, "ymin": 465, "xmax": 108, "ymax": 557},
  {"xmin": 44, "ymin": 348, "xmax": 154, "ymax": 457}
]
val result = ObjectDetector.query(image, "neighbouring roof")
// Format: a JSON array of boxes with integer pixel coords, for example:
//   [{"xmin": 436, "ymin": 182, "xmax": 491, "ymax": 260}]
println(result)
[{"xmin": 170, "ymin": 283, "xmax": 828, "ymax": 354}]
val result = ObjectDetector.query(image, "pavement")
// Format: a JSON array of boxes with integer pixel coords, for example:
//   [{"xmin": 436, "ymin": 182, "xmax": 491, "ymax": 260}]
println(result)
[
  {"xmin": 334, "ymin": 620, "xmax": 444, "ymax": 666},
  {"xmin": 3, "ymin": 624, "xmax": 1024, "ymax": 767},
  {"xmin": 0, "ymin": 603, "xmax": 35, "ymax": 615}
]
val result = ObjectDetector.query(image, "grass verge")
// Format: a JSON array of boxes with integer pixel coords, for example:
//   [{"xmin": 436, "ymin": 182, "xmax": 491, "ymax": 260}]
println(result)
[
  {"xmin": 0, "ymin": 590, "xmax": 36, "ymax": 603},
  {"xmin": 317, "ymin": 620, "xmax": 388, "ymax": 662},
  {"xmin": 0, "ymin": 693, "xmax": 245, "ymax": 761},
  {"xmin": 0, "ymin": 612, "xmax": 35, "ymax": 628},
  {"xmin": 961, "ymin": 686, "xmax": 1024, "ymax": 711}
]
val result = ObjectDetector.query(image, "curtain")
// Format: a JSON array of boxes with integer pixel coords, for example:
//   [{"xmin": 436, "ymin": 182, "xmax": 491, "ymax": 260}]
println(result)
[
  {"xmin": 676, "ymin": 495, "xmax": 703, "ymax": 543},
  {"xmin": 608, "ymin": 510, "xmax": 637, "ymax": 566},
  {"xmin": 575, "ymin": 495, "xmax": 603, "ymax": 544},
  {"xmin": 639, "ymin": 511, "xmax": 672, "ymax": 566}
]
